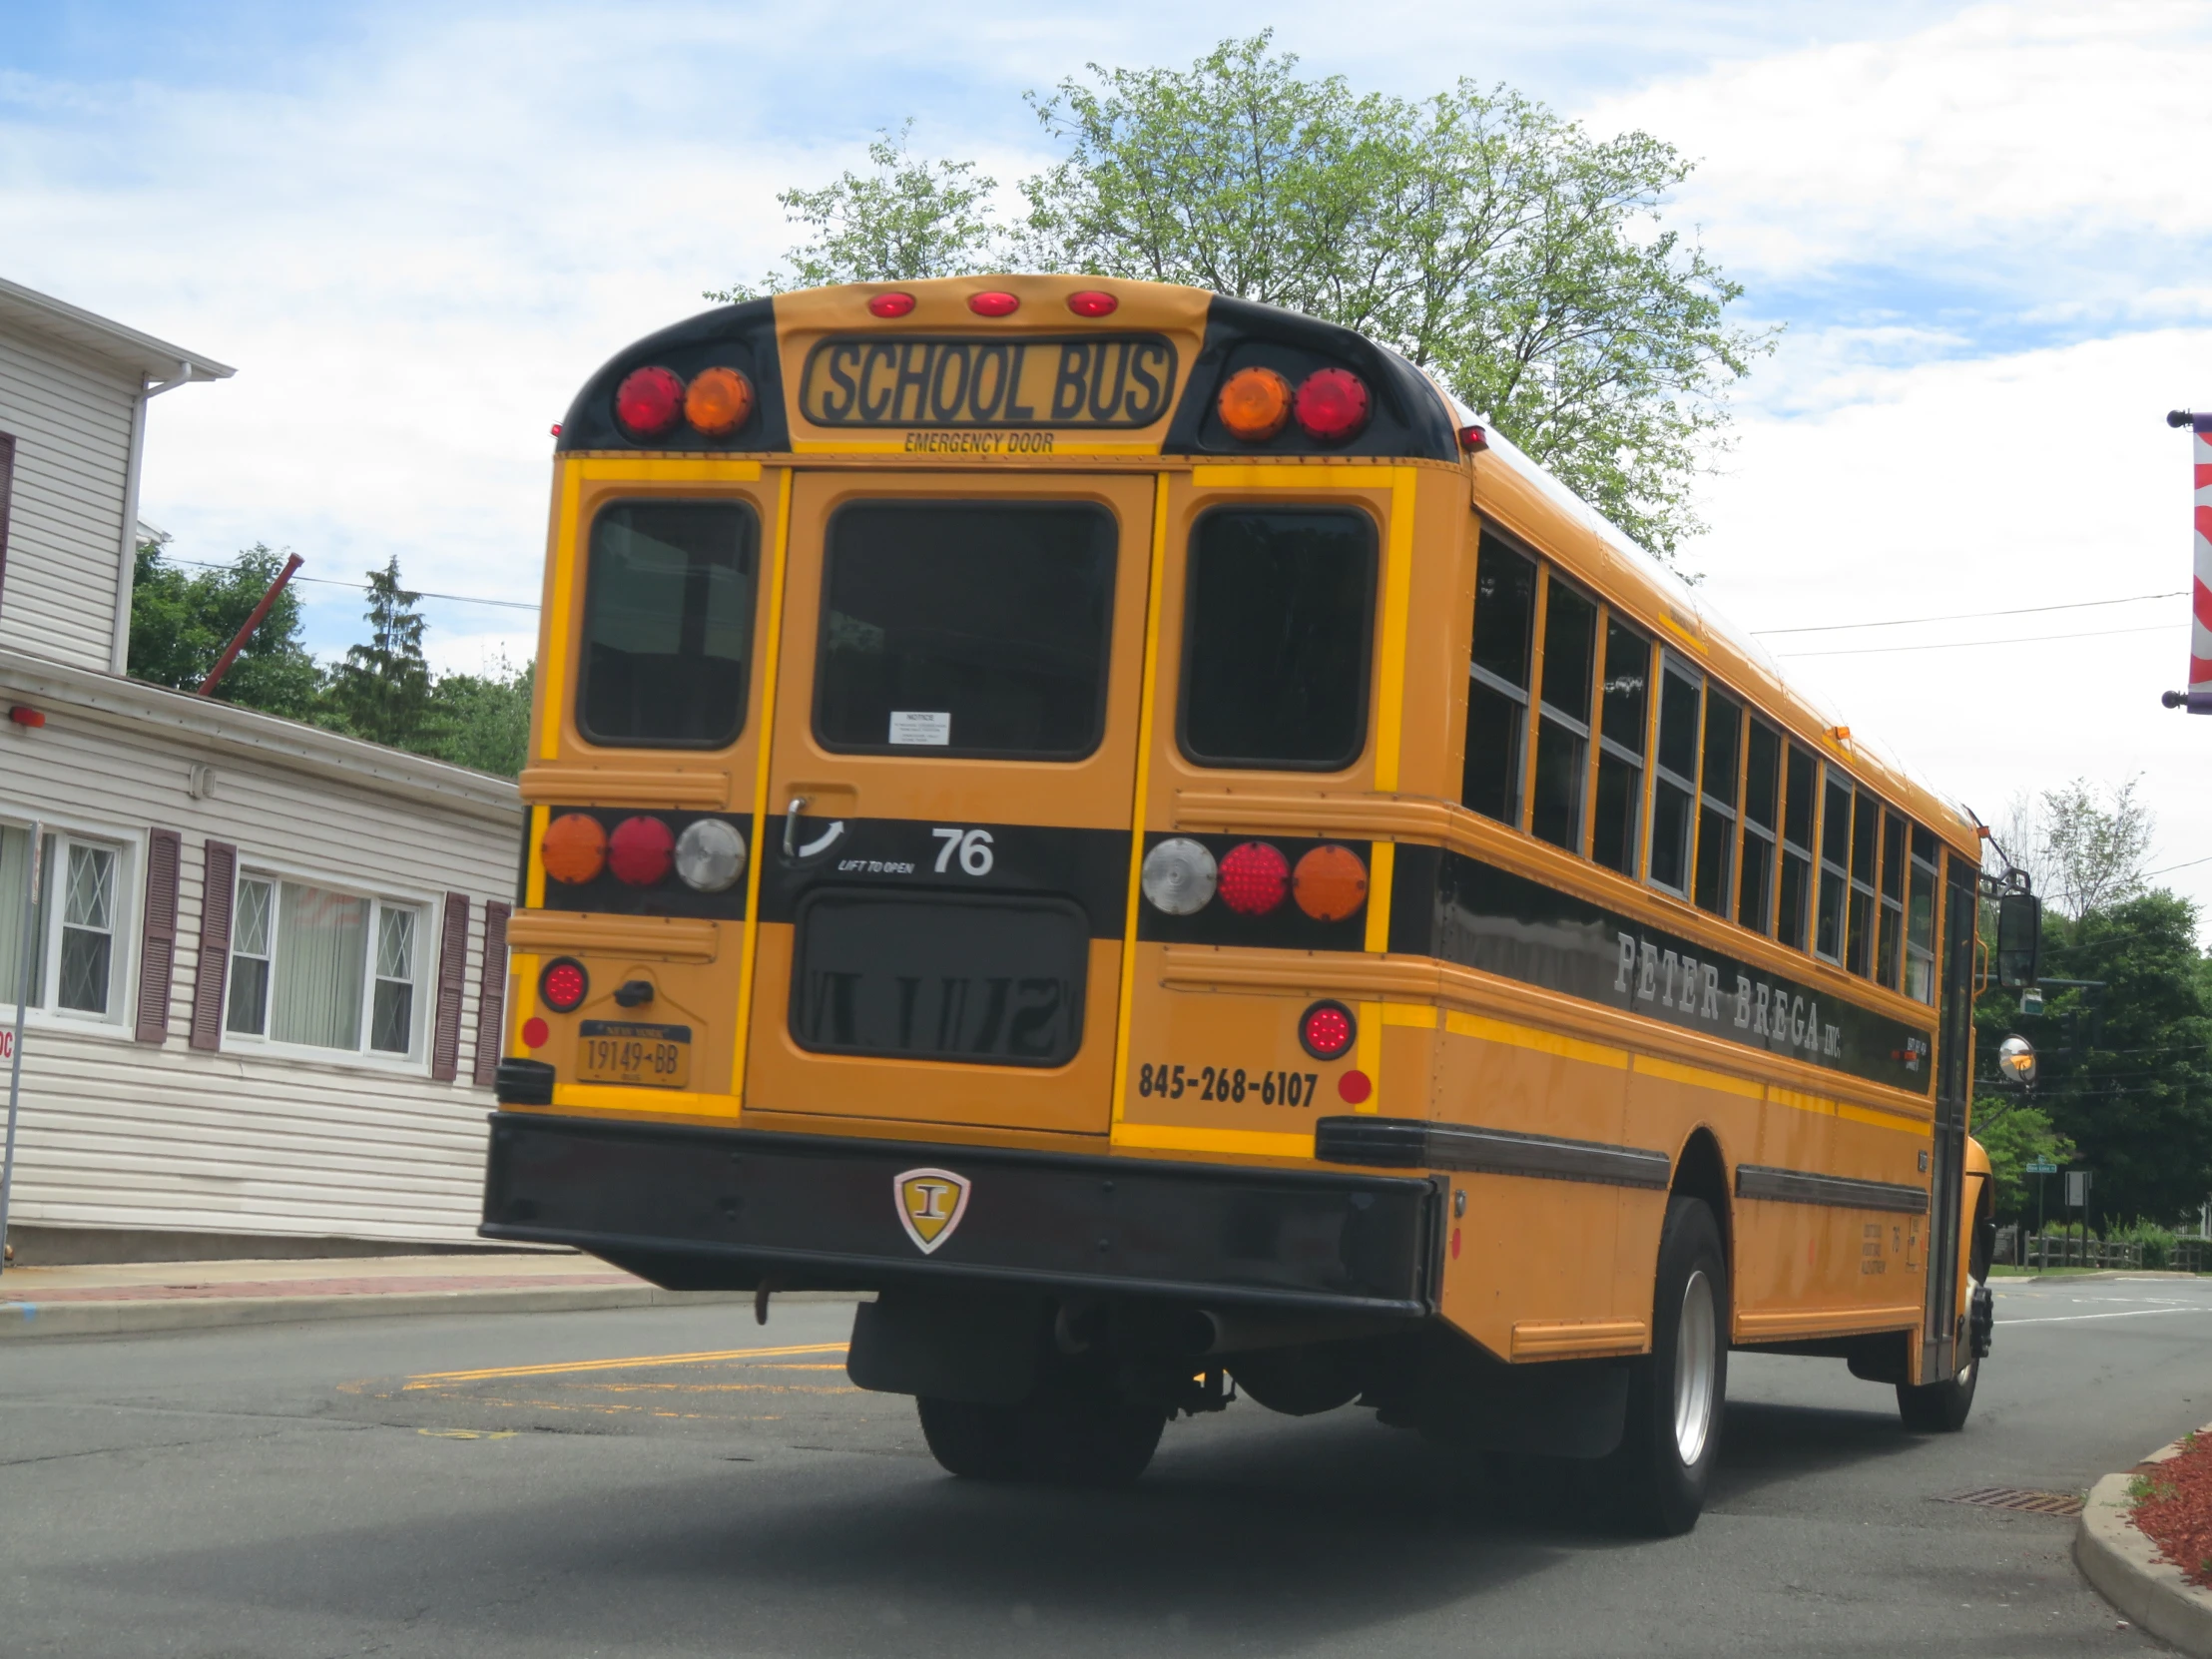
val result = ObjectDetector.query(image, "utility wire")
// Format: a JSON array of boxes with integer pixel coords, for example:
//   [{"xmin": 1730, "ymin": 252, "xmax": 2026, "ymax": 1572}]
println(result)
[
  {"xmin": 1775, "ymin": 622, "xmax": 2174, "ymax": 660},
  {"xmin": 1753, "ymin": 590, "xmax": 2185, "ymax": 637},
  {"xmin": 169, "ymin": 557, "xmax": 538, "ymax": 613}
]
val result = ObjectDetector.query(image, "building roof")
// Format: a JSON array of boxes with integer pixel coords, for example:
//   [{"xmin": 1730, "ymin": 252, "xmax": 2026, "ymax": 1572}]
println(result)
[{"xmin": 0, "ymin": 275, "xmax": 234, "ymax": 385}]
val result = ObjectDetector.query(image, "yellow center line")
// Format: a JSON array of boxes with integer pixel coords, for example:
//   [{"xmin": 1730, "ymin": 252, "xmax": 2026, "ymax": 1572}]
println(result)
[{"xmin": 403, "ymin": 1341, "xmax": 847, "ymax": 1387}]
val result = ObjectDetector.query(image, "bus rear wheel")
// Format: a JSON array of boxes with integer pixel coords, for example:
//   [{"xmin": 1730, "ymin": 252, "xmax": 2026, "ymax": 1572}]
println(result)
[
  {"xmin": 916, "ymin": 1380, "xmax": 1166, "ymax": 1487},
  {"xmin": 1604, "ymin": 1196, "xmax": 1728, "ymax": 1536}
]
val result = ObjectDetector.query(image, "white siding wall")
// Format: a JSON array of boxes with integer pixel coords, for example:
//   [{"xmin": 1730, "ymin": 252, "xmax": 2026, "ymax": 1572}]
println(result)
[
  {"xmin": 0, "ymin": 692, "xmax": 522, "ymax": 1245},
  {"xmin": 0, "ymin": 321, "xmax": 134, "ymax": 672}
]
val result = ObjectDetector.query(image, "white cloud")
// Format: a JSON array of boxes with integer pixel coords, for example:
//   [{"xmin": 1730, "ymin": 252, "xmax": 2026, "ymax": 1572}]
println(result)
[{"xmin": 1588, "ymin": 0, "xmax": 2212, "ymax": 282}]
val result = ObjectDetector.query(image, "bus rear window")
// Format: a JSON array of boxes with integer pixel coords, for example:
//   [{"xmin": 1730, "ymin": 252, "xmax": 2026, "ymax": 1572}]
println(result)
[
  {"xmin": 1180, "ymin": 508, "xmax": 1377, "ymax": 770},
  {"xmin": 816, "ymin": 502, "xmax": 1116, "ymax": 759},
  {"xmin": 578, "ymin": 501, "xmax": 759, "ymax": 748}
]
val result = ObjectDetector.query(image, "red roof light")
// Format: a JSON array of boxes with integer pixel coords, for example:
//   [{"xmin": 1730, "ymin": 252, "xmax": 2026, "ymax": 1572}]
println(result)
[
  {"xmin": 967, "ymin": 290, "xmax": 1020, "ymax": 316},
  {"xmin": 614, "ymin": 366, "xmax": 685, "ymax": 439},
  {"xmin": 1067, "ymin": 289, "xmax": 1118, "ymax": 317},
  {"xmin": 868, "ymin": 291, "xmax": 916, "ymax": 318},
  {"xmin": 1294, "ymin": 368, "xmax": 1371, "ymax": 445}
]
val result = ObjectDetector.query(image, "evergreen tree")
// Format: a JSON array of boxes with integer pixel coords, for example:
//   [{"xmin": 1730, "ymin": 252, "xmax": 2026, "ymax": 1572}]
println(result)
[{"xmin": 324, "ymin": 558, "xmax": 434, "ymax": 749}]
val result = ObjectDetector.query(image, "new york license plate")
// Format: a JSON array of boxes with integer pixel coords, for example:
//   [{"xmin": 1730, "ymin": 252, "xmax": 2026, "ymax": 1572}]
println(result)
[{"xmin": 576, "ymin": 1020, "xmax": 692, "ymax": 1089}]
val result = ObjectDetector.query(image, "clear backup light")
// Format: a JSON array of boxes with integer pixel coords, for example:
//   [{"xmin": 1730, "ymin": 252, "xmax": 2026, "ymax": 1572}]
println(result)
[
  {"xmin": 1142, "ymin": 837, "xmax": 1219, "ymax": 915},
  {"xmin": 674, "ymin": 818, "xmax": 747, "ymax": 892}
]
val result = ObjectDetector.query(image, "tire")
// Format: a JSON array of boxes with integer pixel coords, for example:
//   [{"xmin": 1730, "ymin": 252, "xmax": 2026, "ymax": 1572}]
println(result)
[
  {"xmin": 1016, "ymin": 1377, "xmax": 1166, "ymax": 1487},
  {"xmin": 916, "ymin": 1382, "xmax": 1167, "ymax": 1487},
  {"xmin": 1604, "ymin": 1196, "xmax": 1728, "ymax": 1536},
  {"xmin": 916, "ymin": 1396, "xmax": 1027, "ymax": 1481},
  {"xmin": 1896, "ymin": 1278, "xmax": 1983, "ymax": 1432}
]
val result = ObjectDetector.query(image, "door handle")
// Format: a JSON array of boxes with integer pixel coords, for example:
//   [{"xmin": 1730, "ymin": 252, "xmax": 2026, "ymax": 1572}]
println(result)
[{"xmin": 783, "ymin": 796, "xmax": 810, "ymax": 859}]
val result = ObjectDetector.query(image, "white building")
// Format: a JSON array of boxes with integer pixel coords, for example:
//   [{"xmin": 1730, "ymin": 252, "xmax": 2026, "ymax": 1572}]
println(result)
[{"xmin": 0, "ymin": 276, "xmax": 522, "ymax": 1262}]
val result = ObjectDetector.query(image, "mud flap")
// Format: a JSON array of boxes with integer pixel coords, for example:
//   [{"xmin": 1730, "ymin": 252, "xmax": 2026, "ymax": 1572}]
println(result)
[{"xmin": 847, "ymin": 1288, "xmax": 1046, "ymax": 1405}]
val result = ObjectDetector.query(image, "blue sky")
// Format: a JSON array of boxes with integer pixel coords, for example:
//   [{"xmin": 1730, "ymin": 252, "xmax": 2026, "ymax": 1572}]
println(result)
[{"xmin": 6, "ymin": 0, "xmax": 2212, "ymax": 913}]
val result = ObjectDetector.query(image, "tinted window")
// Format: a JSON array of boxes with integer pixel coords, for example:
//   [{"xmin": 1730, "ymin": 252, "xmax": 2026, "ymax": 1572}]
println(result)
[
  {"xmin": 579, "ymin": 501, "xmax": 758, "ymax": 747},
  {"xmin": 1182, "ymin": 508, "xmax": 1377, "ymax": 769},
  {"xmin": 1462, "ymin": 537, "xmax": 1536, "ymax": 823},
  {"xmin": 817, "ymin": 502, "xmax": 1115, "ymax": 759}
]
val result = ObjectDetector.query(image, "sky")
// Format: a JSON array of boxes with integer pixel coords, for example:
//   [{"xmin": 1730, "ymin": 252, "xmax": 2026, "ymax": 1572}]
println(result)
[{"xmin": 4, "ymin": 0, "xmax": 2211, "ymax": 921}]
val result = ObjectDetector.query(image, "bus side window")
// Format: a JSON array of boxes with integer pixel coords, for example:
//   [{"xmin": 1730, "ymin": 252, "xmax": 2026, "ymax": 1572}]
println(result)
[
  {"xmin": 1877, "ymin": 810, "xmax": 1907, "ymax": 990},
  {"xmin": 1592, "ymin": 618, "xmax": 1649, "ymax": 875},
  {"xmin": 1816, "ymin": 771, "xmax": 1853, "ymax": 963},
  {"xmin": 1463, "ymin": 535, "xmax": 1535, "ymax": 823},
  {"xmin": 1530, "ymin": 575, "xmax": 1597, "ymax": 850},
  {"xmin": 1778, "ymin": 746, "xmax": 1816, "ymax": 949},
  {"xmin": 1181, "ymin": 507, "xmax": 1376, "ymax": 770},
  {"xmin": 1905, "ymin": 824, "xmax": 1939, "ymax": 1002},
  {"xmin": 1694, "ymin": 687, "xmax": 1741, "ymax": 914},
  {"xmin": 1646, "ymin": 659, "xmax": 1701, "ymax": 896},
  {"xmin": 578, "ymin": 500, "xmax": 760, "ymax": 749},
  {"xmin": 1847, "ymin": 789, "xmax": 1881, "ymax": 976},
  {"xmin": 1739, "ymin": 720, "xmax": 1780, "ymax": 931}
]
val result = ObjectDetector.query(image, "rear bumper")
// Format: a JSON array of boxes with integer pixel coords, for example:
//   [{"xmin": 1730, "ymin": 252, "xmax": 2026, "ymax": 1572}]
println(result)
[{"xmin": 480, "ymin": 1111, "xmax": 1442, "ymax": 1317}]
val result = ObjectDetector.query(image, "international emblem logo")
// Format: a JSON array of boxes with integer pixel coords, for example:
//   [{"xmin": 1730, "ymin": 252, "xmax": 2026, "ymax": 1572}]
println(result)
[{"xmin": 893, "ymin": 1168, "xmax": 971, "ymax": 1255}]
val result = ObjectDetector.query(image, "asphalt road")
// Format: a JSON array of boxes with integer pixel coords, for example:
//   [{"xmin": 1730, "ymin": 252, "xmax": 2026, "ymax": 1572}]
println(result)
[{"xmin": 3, "ymin": 1274, "xmax": 2209, "ymax": 1658}]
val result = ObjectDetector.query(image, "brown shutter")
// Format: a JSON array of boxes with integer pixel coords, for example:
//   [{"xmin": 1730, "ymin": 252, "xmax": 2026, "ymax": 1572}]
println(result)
[
  {"xmin": 0, "ymin": 431, "xmax": 15, "ymax": 613},
  {"xmin": 189, "ymin": 839, "xmax": 237, "ymax": 1051},
  {"xmin": 134, "ymin": 829, "xmax": 181, "ymax": 1043},
  {"xmin": 429, "ymin": 891, "xmax": 469, "ymax": 1082},
  {"xmin": 472, "ymin": 900, "xmax": 511, "ymax": 1088}
]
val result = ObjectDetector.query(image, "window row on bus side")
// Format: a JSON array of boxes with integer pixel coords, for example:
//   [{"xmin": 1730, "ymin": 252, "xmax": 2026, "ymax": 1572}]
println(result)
[
  {"xmin": 1465, "ymin": 530, "xmax": 1941, "ymax": 1005},
  {"xmin": 573, "ymin": 497, "xmax": 1378, "ymax": 772}
]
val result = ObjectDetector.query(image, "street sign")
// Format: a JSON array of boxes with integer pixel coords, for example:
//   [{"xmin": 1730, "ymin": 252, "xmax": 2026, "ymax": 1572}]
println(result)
[{"xmin": 2025, "ymin": 1161, "xmax": 2058, "ymax": 1174}]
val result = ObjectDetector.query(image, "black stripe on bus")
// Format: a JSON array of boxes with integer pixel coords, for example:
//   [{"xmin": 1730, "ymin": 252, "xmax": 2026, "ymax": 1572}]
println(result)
[
  {"xmin": 1736, "ymin": 1164, "xmax": 1930, "ymax": 1214},
  {"xmin": 755, "ymin": 816, "xmax": 1131, "ymax": 939},
  {"xmin": 534, "ymin": 807, "xmax": 750, "ymax": 919},
  {"xmin": 1318, "ymin": 1117, "xmax": 1673, "ymax": 1190},
  {"xmin": 1386, "ymin": 845, "xmax": 1936, "ymax": 1094}
]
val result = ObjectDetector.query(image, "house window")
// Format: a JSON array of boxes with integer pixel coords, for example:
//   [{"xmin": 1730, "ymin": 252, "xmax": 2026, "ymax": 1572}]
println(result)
[
  {"xmin": 227, "ymin": 874, "xmax": 424, "ymax": 1059},
  {"xmin": 0, "ymin": 825, "xmax": 131, "ymax": 1022}
]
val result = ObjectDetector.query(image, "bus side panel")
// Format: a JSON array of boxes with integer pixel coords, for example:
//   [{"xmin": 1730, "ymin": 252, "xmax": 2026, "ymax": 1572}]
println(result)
[{"xmin": 1432, "ymin": 1019, "xmax": 1631, "ymax": 1361}]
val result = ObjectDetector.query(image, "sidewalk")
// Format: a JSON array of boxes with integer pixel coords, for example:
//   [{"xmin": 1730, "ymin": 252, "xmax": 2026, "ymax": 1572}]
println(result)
[{"xmin": 0, "ymin": 1252, "xmax": 765, "ymax": 1339}]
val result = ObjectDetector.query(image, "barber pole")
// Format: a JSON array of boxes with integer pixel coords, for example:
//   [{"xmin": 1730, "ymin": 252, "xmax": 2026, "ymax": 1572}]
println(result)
[{"xmin": 2161, "ymin": 410, "xmax": 2212, "ymax": 712}]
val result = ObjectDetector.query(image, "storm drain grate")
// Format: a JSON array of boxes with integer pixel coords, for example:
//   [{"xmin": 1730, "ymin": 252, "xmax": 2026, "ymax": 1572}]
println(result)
[{"xmin": 1937, "ymin": 1486, "xmax": 2085, "ymax": 1516}]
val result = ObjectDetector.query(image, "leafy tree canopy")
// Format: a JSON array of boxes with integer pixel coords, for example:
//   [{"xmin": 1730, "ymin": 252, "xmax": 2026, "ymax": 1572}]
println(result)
[
  {"xmin": 127, "ymin": 538, "xmax": 321, "ymax": 720},
  {"xmin": 713, "ymin": 34, "xmax": 1771, "ymax": 562},
  {"xmin": 1976, "ymin": 889, "xmax": 2212, "ymax": 1228},
  {"xmin": 424, "ymin": 657, "xmax": 533, "ymax": 779},
  {"xmin": 1995, "ymin": 775, "xmax": 2154, "ymax": 921}
]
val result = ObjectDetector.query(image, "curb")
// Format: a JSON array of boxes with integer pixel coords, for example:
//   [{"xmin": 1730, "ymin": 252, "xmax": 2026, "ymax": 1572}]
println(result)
[
  {"xmin": 0, "ymin": 1286, "xmax": 858, "ymax": 1340},
  {"xmin": 2076, "ymin": 1424, "xmax": 2212, "ymax": 1656}
]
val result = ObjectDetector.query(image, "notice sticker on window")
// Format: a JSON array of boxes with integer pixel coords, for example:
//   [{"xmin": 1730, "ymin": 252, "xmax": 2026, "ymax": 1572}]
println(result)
[{"xmin": 888, "ymin": 711, "xmax": 951, "ymax": 747}]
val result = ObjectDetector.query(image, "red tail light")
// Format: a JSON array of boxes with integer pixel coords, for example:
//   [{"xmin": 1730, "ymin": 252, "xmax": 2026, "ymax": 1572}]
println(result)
[
  {"xmin": 868, "ymin": 291, "xmax": 916, "ymax": 317},
  {"xmin": 1067, "ymin": 289, "xmax": 1118, "ymax": 317},
  {"xmin": 967, "ymin": 290, "xmax": 1020, "ymax": 316},
  {"xmin": 1300, "ymin": 999, "xmax": 1357, "ymax": 1060},
  {"xmin": 540, "ymin": 957, "xmax": 589, "ymax": 1013},
  {"xmin": 1218, "ymin": 841, "xmax": 1290, "ymax": 915},
  {"xmin": 1294, "ymin": 368, "xmax": 1371, "ymax": 445},
  {"xmin": 608, "ymin": 816, "xmax": 675, "ymax": 885},
  {"xmin": 614, "ymin": 366, "xmax": 685, "ymax": 439}
]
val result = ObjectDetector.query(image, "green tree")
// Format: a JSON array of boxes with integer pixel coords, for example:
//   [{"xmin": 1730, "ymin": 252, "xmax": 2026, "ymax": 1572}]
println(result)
[
  {"xmin": 323, "ymin": 558, "xmax": 434, "ymax": 750},
  {"xmin": 1969, "ymin": 1097, "xmax": 2074, "ymax": 1225},
  {"xmin": 128, "ymin": 538, "xmax": 321, "ymax": 719},
  {"xmin": 1995, "ymin": 776, "xmax": 2153, "ymax": 921},
  {"xmin": 716, "ymin": 34, "xmax": 1769, "ymax": 562},
  {"xmin": 708, "ymin": 123, "xmax": 1003, "ymax": 300},
  {"xmin": 425, "ymin": 657, "xmax": 533, "ymax": 778},
  {"xmin": 1977, "ymin": 891, "xmax": 2212, "ymax": 1228}
]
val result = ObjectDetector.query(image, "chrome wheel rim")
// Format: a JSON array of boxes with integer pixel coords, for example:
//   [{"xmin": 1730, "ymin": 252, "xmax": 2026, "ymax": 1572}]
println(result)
[{"xmin": 1673, "ymin": 1268, "xmax": 1718, "ymax": 1466}]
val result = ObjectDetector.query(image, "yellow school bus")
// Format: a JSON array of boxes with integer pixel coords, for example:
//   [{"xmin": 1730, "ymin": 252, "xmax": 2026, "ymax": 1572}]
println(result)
[{"xmin": 481, "ymin": 275, "xmax": 2002, "ymax": 1533}]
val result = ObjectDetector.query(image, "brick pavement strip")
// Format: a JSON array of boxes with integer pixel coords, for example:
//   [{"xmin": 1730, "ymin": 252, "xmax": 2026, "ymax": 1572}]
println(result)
[{"xmin": 2077, "ymin": 1421, "xmax": 2212, "ymax": 1657}]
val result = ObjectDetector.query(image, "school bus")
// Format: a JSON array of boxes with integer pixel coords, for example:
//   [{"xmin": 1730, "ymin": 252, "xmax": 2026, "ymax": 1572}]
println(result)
[{"xmin": 480, "ymin": 275, "xmax": 2009, "ymax": 1533}]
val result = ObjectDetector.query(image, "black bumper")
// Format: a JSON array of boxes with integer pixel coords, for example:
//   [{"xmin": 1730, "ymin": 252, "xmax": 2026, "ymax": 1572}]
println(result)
[{"xmin": 481, "ymin": 1112, "xmax": 1442, "ymax": 1317}]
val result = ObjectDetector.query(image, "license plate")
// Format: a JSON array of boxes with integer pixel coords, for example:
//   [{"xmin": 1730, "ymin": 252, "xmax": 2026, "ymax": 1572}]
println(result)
[{"xmin": 576, "ymin": 1020, "xmax": 692, "ymax": 1089}]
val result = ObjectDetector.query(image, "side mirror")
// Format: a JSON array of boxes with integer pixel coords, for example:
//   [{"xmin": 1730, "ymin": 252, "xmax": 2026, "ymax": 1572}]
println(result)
[{"xmin": 1996, "ymin": 890, "xmax": 2042, "ymax": 989}]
